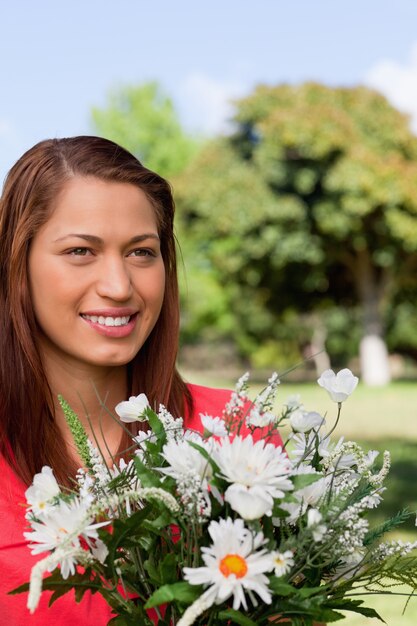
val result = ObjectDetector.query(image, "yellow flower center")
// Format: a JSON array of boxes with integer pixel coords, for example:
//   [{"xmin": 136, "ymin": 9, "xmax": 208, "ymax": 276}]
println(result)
[{"xmin": 219, "ymin": 553, "xmax": 248, "ymax": 579}]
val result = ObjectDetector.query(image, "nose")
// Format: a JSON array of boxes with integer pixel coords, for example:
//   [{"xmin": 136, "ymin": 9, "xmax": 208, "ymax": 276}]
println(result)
[{"xmin": 95, "ymin": 254, "xmax": 133, "ymax": 302}]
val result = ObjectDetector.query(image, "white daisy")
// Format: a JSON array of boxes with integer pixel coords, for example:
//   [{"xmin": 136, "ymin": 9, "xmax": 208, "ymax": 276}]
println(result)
[
  {"xmin": 213, "ymin": 435, "xmax": 292, "ymax": 519},
  {"xmin": 160, "ymin": 439, "xmax": 212, "ymax": 483},
  {"xmin": 271, "ymin": 550, "xmax": 295, "ymax": 577},
  {"xmin": 24, "ymin": 497, "xmax": 109, "ymax": 578},
  {"xmin": 183, "ymin": 517, "xmax": 273, "ymax": 612}
]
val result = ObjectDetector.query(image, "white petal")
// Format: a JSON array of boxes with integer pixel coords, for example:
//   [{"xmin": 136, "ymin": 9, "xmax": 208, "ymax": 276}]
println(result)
[{"xmin": 225, "ymin": 484, "xmax": 273, "ymax": 519}]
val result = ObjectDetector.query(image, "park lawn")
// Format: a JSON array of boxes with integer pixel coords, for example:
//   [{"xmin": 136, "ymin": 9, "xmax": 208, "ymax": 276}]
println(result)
[
  {"xmin": 182, "ymin": 370, "xmax": 417, "ymax": 625},
  {"xmin": 341, "ymin": 590, "xmax": 417, "ymax": 625},
  {"xmin": 183, "ymin": 371, "xmax": 417, "ymax": 441}
]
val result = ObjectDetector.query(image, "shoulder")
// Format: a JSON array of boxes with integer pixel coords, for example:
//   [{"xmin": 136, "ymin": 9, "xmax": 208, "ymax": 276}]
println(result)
[
  {"xmin": 185, "ymin": 383, "xmax": 232, "ymax": 432},
  {"xmin": 185, "ymin": 383, "xmax": 284, "ymax": 447},
  {"xmin": 187, "ymin": 383, "xmax": 233, "ymax": 412}
]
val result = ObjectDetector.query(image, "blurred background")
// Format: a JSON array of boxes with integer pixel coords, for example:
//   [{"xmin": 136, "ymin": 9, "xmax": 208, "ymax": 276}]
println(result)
[{"xmin": 2, "ymin": 2, "xmax": 417, "ymax": 622}]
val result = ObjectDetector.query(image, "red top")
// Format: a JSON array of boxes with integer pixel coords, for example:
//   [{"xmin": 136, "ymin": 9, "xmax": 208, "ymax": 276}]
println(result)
[{"xmin": 0, "ymin": 384, "xmax": 283, "ymax": 625}]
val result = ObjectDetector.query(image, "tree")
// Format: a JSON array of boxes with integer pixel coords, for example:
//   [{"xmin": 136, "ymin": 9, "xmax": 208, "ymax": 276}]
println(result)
[
  {"xmin": 176, "ymin": 83, "xmax": 417, "ymax": 384},
  {"xmin": 91, "ymin": 82, "xmax": 200, "ymax": 178}
]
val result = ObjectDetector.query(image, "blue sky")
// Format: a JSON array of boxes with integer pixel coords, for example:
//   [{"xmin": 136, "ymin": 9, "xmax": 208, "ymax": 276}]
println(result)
[{"xmin": 1, "ymin": 0, "xmax": 417, "ymax": 180}]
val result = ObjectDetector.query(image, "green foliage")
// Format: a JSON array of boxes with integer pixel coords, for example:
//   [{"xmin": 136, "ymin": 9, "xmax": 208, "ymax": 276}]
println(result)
[
  {"xmin": 176, "ymin": 83, "xmax": 417, "ymax": 367},
  {"xmin": 92, "ymin": 82, "xmax": 200, "ymax": 178},
  {"xmin": 144, "ymin": 582, "xmax": 201, "ymax": 609}
]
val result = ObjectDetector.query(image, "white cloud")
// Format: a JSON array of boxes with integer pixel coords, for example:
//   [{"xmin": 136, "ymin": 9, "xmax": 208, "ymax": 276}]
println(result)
[
  {"xmin": 177, "ymin": 73, "xmax": 248, "ymax": 135},
  {"xmin": 364, "ymin": 42, "xmax": 417, "ymax": 133}
]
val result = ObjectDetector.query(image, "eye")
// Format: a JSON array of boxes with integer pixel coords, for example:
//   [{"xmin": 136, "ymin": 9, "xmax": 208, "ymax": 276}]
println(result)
[
  {"xmin": 128, "ymin": 248, "xmax": 156, "ymax": 258},
  {"xmin": 67, "ymin": 247, "xmax": 92, "ymax": 256}
]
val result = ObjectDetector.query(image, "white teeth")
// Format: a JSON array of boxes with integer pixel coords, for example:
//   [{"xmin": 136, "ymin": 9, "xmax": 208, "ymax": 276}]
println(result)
[{"xmin": 82, "ymin": 314, "xmax": 131, "ymax": 327}]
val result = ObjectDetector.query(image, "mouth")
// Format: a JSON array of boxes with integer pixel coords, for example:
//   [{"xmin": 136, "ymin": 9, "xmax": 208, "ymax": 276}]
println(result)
[{"xmin": 80, "ymin": 313, "xmax": 136, "ymax": 327}]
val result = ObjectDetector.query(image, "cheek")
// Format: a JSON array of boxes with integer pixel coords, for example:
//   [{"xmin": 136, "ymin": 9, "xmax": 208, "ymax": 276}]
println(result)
[
  {"xmin": 29, "ymin": 260, "xmax": 71, "ymax": 309},
  {"xmin": 153, "ymin": 265, "xmax": 166, "ymax": 309}
]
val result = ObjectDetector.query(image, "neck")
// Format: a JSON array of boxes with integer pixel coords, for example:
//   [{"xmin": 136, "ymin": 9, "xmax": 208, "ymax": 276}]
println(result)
[{"xmin": 43, "ymin": 355, "xmax": 129, "ymax": 465}]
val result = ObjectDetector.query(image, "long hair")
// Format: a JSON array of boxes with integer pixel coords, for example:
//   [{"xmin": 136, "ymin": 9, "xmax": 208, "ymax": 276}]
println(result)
[{"xmin": 0, "ymin": 136, "xmax": 191, "ymax": 486}]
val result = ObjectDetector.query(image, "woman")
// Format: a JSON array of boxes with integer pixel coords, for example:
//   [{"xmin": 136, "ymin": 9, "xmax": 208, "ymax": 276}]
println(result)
[{"xmin": 0, "ymin": 136, "xmax": 243, "ymax": 624}]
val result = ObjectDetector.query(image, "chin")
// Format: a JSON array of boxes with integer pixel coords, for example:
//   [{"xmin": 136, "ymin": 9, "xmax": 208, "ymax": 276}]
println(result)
[{"xmin": 85, "ymin": 351, "xmax": 133, "ymax": 368}]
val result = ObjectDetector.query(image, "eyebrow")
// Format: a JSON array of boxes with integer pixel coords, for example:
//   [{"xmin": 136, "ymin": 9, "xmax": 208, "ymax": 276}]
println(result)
[{"xmin": 54, "ymin": 233, "xmax": 160, "ymax": 244}]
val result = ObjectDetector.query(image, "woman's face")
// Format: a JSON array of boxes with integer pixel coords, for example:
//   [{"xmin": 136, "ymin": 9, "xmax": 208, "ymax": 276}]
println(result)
[{"xmin": 28, "ymin": 176, "xmax": 166, "ymax": 373}]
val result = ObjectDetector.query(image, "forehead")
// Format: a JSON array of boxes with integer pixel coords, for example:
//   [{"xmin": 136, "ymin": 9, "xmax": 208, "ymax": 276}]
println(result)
[{"xmin": 42, "ymin": 176, "xmax": 159, "ymax": 233}]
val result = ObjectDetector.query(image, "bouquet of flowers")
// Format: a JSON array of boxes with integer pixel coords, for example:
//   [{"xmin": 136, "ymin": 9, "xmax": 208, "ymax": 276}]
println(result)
[{"xmin": 14, "ymin": 369, "xmax": 417, "ymax": 625}]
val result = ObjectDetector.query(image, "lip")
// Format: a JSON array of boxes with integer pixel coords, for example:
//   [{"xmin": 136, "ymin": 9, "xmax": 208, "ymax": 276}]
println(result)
[
  {"xmin": 80, "ymin": 307, "xmax": 138, "ymax": 317},
  {"xmin": 80, "ymin": 312, "xmax": 138, "ymax": 338}
]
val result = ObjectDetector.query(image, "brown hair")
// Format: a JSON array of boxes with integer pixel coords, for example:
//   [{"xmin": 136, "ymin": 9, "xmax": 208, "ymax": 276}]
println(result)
[{"xmin": 0, "ymin": 136, "xmax": 191, "ymax": 486}]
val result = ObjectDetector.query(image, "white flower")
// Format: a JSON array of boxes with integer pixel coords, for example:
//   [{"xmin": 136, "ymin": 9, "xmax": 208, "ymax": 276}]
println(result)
[
  {"xmin": 183, "ymin": 517, "xmax": 273, "ymax": 612},
  {"xmin": 133, "ymin": 429, "xmax": 156, "ymax": 452},
  {"xmin": 271, "ymin": 550, "xmax": 295, "ymax": 577},
  {"xmin": 307, "ymin": 508, "xmax": 327, "ymax": 542},
  {"xmin": 332, "ymin": 548, "xmax": 365, "ymax": 581},
  {"xmin": 225, "ymin": 484, "xmax": 275, "ymax": 519},
  {"xmin": 361, "ymin": 487, "xmax": 385, "ymax": 509},
  {"xmin": 246, "ymin": 408, "xmax": 276, "ymax": 428},
  {"xmin": 290, "ymin": 430, "xmax": 330, "ymax": 464},
  {"xmin": 317, "ymin": 368, "xmax": 358, "ymax": 403},
  {"xmin": 25, "ymin": 466, "xmax": 61, "ymax": 516},
  {"xmin": 200, "ymin": 414, "xmax": 228, "ymax": 437},
  {"xmin": 214, "ymin": 435, "xmax": 292, "ymax": 520},
  {"xmin": 115, "ymin": 393, "xmax": 149, "ymax": 422},
  {"xmin": 278, "ymin": 473, "xmax": 330, "ymax": 524},
  {"xmin": 289, "ymin": 409, "xmax": 325, "ymax": 433},
  {"xmin": 160, "ymin": 439, "xmax": 212, "ymax": 483},
  {"xmin": 158, "ymin": 405, "xmax": 184, "ymax": 441},
  {"xmin": 24, "ymin": 497, "xmax": 109, "ymax": 578}
]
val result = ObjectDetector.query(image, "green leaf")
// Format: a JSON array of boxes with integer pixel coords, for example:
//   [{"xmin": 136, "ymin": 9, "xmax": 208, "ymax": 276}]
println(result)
[
  {"xmin": 144, "ymin": 582, "xmax": 201, "ymax": 609},
  {"xmin": 217, "ymin": 609, "xmax": 259, "ymax": 625},
  {"xmin": 327, "ymin": 598, "xmax": 385, "ymax": 621},
  {"xmin": 144, "ymin": 557, "xmax": 160, "ymax": 585},
  {"xmin": 188, "ymin": 440, "xmax": 221, "ymax": 475},
  {"xmin": 297, "ymin": 585, "xmax": 328, "ymax": 598},
  {"xmin": 268, "ymin": 578, "xmax": 295, "ymax": 596},
  {"xmin": 160, "ymin": 553, "xmax": 178, "ymax": 584},
  {"xmin": 292, "ymin": 472, "xmax": 322, "ymax": 491},
  {"xmin": 144, "ymin": 406, "xmax": 166, "ymax": 440},
  {"xmin": 133, "ymin": 455, "xmax": 161, "ymax": 488}
]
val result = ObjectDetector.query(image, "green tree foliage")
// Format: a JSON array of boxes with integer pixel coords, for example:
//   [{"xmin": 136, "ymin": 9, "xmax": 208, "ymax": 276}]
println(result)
[
  {"xmin": 92, "ymin": 82, "xmax": 200, "ymax": 178},
  {"xmin": 176, "ymin": 83, "xmax": 417, "ymax": 378}
]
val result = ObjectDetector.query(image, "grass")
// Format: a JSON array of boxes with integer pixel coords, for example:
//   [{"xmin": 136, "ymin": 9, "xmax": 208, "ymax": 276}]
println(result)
[
  {"xmin": 181, "ymin": 369, "xmax": 417, "ymax": 625},
  {"xmin": 340, "ymin": 592, "xmax": 417, "ymax": 626}
]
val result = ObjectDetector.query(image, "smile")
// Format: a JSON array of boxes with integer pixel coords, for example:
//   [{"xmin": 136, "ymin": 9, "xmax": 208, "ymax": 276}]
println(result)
[{"xmin": 81, "ymin": 314, "xmax": 131, "ymax": 327}]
